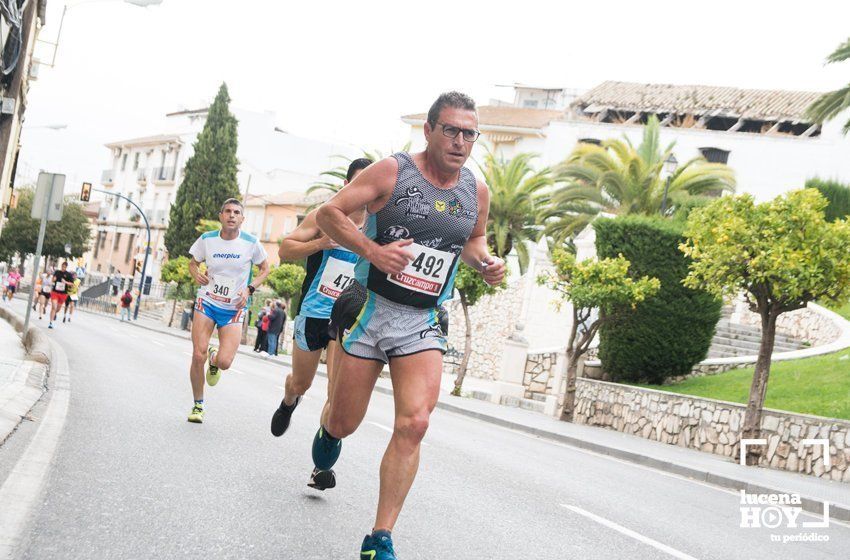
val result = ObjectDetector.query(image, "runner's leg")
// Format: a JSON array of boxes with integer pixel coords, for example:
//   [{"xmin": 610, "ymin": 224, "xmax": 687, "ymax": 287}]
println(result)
[
  {"xmin": 285, "ymin": 346, "xmax": 322, "ymax": 405},
  {"xmin": 374, "ymin": 350, "xmax": 442, "ymax": 532},
  {"xmin": 320, "ymin": 341, "xmax": 341, "ymax": 426},
  {"xmin": 190, "ymin": 313, "xmax": 216, "ymax": 401},
  {"xmin": 210, "ymin": 322, "xmax": 242, "ymax": 371}
]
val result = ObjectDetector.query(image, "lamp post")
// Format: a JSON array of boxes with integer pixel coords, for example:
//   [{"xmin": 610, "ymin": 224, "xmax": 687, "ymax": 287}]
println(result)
[
  {"xmin": 92, "ymin": 188, "xmax": 150, "ymax": 321},
  {"xmin": 660, "ymin": 153, "xmax": 678, "ymax": 215},
  {"xmin": 41, "ymin": 0, "xmax": 165, "ymax": 68}
]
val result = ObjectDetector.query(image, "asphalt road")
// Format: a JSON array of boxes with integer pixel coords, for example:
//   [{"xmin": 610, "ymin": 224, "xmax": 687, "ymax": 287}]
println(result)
[{"xmin": 2, "ymin": 301, "xmax": 849, "ymax": 559}]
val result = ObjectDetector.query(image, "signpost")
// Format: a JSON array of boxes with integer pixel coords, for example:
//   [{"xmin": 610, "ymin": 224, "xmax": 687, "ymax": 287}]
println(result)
[{"xmin": 24, "ymin": 172, "xmax": 65, "ymax": 333}]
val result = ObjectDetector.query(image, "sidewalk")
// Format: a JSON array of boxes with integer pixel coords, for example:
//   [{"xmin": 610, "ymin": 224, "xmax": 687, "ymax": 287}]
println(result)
[
  {"xmin": 0, "ymin": 305, "xmax": 49, "ymax": 445},
  {"xmin": 41, "ymin": 302, "xmax": 850, "ymax": 521}
]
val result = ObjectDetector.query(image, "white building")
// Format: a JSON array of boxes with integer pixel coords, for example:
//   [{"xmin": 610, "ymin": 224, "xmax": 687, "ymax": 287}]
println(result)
[
  {"xmin": 403, "ymin": 81, "xmax": 850, "ymax": 201},
  {"xmin": 89, "ymin": 107, "xmax": 359, "ymax": 281}
]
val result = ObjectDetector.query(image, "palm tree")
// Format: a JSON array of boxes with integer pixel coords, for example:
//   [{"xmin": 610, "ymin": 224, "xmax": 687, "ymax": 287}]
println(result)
[
  {"xmin": 542, "ymin": 115, "xmax": 736, "ymax": 244},
  {"xmin": 478, "ymin": 150, "xmax": 552, "ymax": 274},
  {"xmin": 806, "ymin": 36, "xmax": 850, "ymax": 135},
  {"xmin": 307, "ymin": 144, "xmax": 411, "ymax": 197}
]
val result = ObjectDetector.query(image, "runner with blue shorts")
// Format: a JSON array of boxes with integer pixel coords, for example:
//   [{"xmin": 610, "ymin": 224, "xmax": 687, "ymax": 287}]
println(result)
[{"xmin": 185, "ymin": 198, "xmax": 270, "ymax": 424}]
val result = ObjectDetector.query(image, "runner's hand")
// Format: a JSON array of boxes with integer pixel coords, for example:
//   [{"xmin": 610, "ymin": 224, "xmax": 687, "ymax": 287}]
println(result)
[
  {"xmin": 480, "ymin": 255, "xmax": 506, "ymax": 286},
  {"xmin": 194, "ymin": 270, "xmax": 209, "ymax": 285},
  {"xmin": 370, "ymin": 239, "xmax": 415, "ymax": 276},
  {"xmin": 318, "ymin": 235, "xmax": 339, "ymax": 250},
  {"xmin": 232, "ymin": 287, "xmax": 248, "ymax": 309}
]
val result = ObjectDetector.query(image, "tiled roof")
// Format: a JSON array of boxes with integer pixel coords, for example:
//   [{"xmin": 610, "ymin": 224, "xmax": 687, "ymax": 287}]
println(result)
[
  {"xmin": 402, "ymin": 105, "xmax": 563, "ymax": 130},
  {"xmin": 245, "ymin": 192, "xmax": 315, "ymax": 207},
  {"xmin": 105, "ymin": 134, "xmax": 183, "ymax": 148},
  {"xmin": 573, "ymin": 81, "xmax": 822, "ymax": 122}
]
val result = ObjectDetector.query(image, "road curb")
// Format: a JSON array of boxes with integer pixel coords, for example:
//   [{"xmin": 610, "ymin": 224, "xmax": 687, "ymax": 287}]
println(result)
[
  {"xmin": 76, "ymin": 306, "xmax": 850, "ymax": 523},
  {"xmin": 0, "ymin": 336, "xmax": 71, "ymax": 559},
  {"xmin": 0, "ymin": 307, "xmax": 51, "ymax": 445}
]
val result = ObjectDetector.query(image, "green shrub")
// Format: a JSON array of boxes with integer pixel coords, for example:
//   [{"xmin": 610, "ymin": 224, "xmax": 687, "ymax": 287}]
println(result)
[
  {"xmin": 594, "ymin": 216, "xmax": 721, "ymax": 384},
  {"xmin": 806, "ymin": 177, "xmax": 850, "ymax": 221}
]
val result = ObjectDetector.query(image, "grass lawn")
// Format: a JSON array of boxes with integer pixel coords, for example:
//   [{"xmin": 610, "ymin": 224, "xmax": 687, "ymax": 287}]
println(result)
[
  {"xmin": 826, "ymin": 300, "xmax": 850, "ymax": 322},
  {"xmin": 638, "ymin": 351, "xmax": 850, "ymax": 420}
]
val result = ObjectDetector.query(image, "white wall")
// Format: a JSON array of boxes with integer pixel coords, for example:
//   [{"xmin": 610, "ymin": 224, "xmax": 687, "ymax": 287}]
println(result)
[{"xmin": 541, "ymin": 115, "xmax": 850, "ymax": 202}]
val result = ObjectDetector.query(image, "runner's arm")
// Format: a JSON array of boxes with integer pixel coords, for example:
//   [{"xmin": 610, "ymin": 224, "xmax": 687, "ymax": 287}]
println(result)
[
  {"xmin": 278, "ymin": 209, "xmax": 336, "ymax": 261},
  {"xmin": 188, "ymin": 258, "xmax": 209, "ymax": 285},
  {"xmin": 461, "ymin": 180, "xmax": 506, "ymax": 286},
  {"xmin": 317, "ymin": 157, "xmax": 413, "ymax": 275},
  {"xmin": 250, "ymin": 259, "xmax": 271, "ymax": 289}
]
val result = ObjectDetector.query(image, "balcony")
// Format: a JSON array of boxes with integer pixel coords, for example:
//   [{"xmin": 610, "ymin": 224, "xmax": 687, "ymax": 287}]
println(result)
[
  {"xmin": 152, "ymin": 166, "xmax": 176, "ymax": 185},
  {"xmin": 137, "ymin": 169, "xmax": 148, "ymax": 187},
  {"xmin": 102, "ymin": 169, "xmax": 115, "ymax": 185}
]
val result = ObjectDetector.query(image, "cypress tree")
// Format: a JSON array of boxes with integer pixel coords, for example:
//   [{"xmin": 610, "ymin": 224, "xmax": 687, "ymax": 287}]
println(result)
[{"xmin": 165, "ymin": 82, "xmax": 240, "ymax": 258}]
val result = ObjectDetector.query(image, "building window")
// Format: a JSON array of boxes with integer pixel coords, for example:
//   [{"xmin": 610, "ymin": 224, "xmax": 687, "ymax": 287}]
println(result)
[
  {"xmin": 113, "ymin": 232, "xmax": 122, "ymax": 251},
  {"xmin": 522, "ymin": 99, "xmax": 539, "ymax": 108},
  {"xmin": 94, "ymin": 232, "xmax": 102, "ymax": 258},
  {"xmin": 99, "ymin": 231, "xmax": 107, "ymax": 249},
  {"xmin": 125, "ymin": 234, "xmax": 136, "ymax": 263},
  {"xmin": 699, "ymin": 147, "xmax": 730, "ymax": 164},
  {"xmin": 121, "ymin": 153, "xmax": 128, "ymax": 171},
  {"xmin": 264, "ymin": 218, "xmax": 273, "ymax": 241},
  {"xmin": 133, "ymin": 153, "xmax": 140, "ymax": 171}
]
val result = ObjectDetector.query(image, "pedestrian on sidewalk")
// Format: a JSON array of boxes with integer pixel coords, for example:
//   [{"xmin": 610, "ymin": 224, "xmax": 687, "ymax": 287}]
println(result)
[
  {"xmin": 253, "ymin": 298, "xmax": 271, "ymax": 352},
  {"xmin": 266, "ymin": 300, "xmax": 286, "ymax": 356},
  {"xmin": 119, "ymin": 289, "xmax": 133, "ymax": 321}
]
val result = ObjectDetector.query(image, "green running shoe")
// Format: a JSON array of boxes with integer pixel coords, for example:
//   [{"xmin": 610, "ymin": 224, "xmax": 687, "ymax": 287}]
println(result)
[
  {"xmin": 205, "ymin": 346, "xmax": 220, "ymax": 386},
  {"xmin": 187, "ymin": 404, "xmax": 204, "ymax": 423}
]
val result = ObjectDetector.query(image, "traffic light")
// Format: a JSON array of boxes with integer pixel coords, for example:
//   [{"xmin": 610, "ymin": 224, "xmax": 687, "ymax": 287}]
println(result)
[{"xmin": 80, "ymin": 182, "xmax": 92, "ymax": 202}]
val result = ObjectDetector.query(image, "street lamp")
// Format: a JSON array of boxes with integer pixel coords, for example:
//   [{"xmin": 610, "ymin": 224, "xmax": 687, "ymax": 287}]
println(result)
[
  {"xmin": 660, "ymin": 153, "xmax": 678, "ymax": 215},
  {"xmin": 24, "ymin": 124, "xmax": 68, "ymax": 130},
  {"xmin": 92, "ymin": 187, "xmax": 151, "ymax": 321},
  {"xmin": 41, "ymin": 0, "xmax": 165, "ymax": 68}
]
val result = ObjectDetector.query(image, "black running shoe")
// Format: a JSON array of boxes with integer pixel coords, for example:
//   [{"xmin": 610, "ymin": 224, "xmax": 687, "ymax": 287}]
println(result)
[
  {"xmin": 270, "ymin": 396, "xmax": 300, "ymax": 437},
  {"xmin": 307, "ymin": 467, "xmax": 336, "ymax": 491}
]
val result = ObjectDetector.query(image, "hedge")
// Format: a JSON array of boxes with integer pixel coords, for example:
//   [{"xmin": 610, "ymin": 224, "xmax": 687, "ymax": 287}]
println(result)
[{"xmin": 594, "ymin": 216, "xmax": 721, "ymax": 384}]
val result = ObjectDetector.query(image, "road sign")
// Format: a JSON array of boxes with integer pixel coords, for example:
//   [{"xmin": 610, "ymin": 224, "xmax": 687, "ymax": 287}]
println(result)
[
  {"xmin": 31, "ymin": 172, "xmax": 65, "ymax": 222},
  {"xmin": 80, "ymin": 181, "xmax": 92, "ymax": 202}
]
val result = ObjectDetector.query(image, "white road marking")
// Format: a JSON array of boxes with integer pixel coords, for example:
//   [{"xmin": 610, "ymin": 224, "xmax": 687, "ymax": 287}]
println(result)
[
  {"xmin": 561, "ymin": 504, "xmax": 700, "ymax": 560},
  {"xmin": 228, "ymin": 369, "xmax": 245, "ymax": 375},
  {"xmin": 149, "ymin": 339, "xmax": 164, "ymax": 347},
  {"xmin": 0, "ymin": 339, "xmax": 71, "ymax": 559},
  {"xmin": 367, "ymin": 421, "xmax": 429, "ymax": 446},
  {"xmin": 504, "ymin": 427, "xmax": 850, "ymax": 529}
]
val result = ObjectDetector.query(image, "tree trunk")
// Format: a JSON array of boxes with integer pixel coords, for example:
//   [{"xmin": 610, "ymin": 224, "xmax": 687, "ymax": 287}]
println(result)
[
  {"xmin": 560, "ymin": 353, "xmax": 581, "ymax": 422},
  {"xmin": 452, "ymin": 294, "xmax": 472, "ymax": 396},
  {"xmin": 741, "ymin": 309, "xmax": 778, "ymax": 466},
  {"xmin": 168, "ymin": 298, "xmax": 177, "ymax": 328},
  {"xmin": 559, "ymin": 306, "xmax": 582, "ymax": 421}
]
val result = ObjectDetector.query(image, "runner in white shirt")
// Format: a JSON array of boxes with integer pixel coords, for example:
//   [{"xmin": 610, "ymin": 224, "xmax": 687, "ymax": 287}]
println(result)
[{"xmin": 185, "ymin": 198, "xmax": 270, "ymax": 424}]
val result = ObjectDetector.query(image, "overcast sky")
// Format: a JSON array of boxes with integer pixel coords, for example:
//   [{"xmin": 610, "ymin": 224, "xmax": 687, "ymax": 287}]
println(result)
[{"xmin": 17, "ymin": 0, "xmax": 850, "ymax": 190}]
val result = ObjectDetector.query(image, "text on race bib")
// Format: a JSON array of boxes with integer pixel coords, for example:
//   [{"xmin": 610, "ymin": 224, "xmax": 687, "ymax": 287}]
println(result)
[
  {"xmin": 207, "ymin": 276, "xmax": 238, "ymax": 304},
  {"xmin": 317, "ymin": 256, "xmax": 357, "ymax": 300},
  {"xmin": 387, "ymin": 243, "xmax": 452, "ymax": 296},
  {"xmin": 54, "ymin": 281, "xmax": 66, "ymax": 292}
]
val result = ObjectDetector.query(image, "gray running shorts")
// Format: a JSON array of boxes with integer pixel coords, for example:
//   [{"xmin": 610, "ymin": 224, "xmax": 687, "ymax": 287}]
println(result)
[{"xmin": 332, "ymin": 282, "xmax": 447, "ymax": 364}]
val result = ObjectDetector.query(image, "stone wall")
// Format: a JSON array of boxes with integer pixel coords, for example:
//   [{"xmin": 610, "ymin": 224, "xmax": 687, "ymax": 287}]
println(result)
[
  {"xmin": 573, "ymin": 378, "xmax": 850, "ymax": 482},
  {"xmin": 523, "ymin": 350, "xmax": 559, "ymax": 399},
  {"xmin": 443, "ymin": 277, "xmax": 525, "ymax": 380},
  {"xmin": 732, "ymin": 300, "xmax": 840, "ymax": 347}
]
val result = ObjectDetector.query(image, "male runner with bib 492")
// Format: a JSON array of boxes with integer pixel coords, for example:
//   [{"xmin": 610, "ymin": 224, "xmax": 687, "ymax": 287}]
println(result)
[
  {"xmin": 269, "ymin": 158, "xmax": 371, "ymax": 449},
  {"xmin": 186, "ymin": 198, "xmax": 270, "ymax": 423},
  {"xmin": 315, "ymin": 92, "xmax": 505, "ymax": 560}
]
